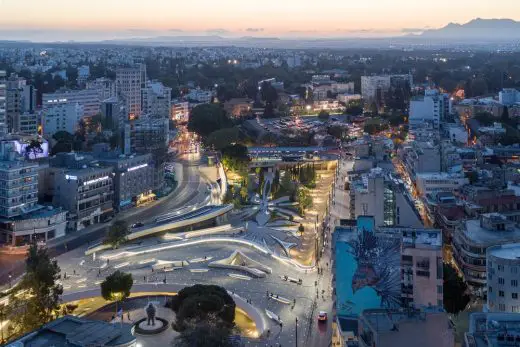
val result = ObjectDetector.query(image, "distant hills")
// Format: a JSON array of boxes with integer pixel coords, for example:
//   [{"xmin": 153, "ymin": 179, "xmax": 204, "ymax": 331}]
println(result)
[{"xmin": 419, "ymin": 18, "xmax": 520, "ymax": 40}]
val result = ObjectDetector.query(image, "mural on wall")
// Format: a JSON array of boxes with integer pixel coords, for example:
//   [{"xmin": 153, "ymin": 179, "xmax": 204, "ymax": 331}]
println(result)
[{"xmin": 336, "ymin": 217, "xmax": 401, "ymax": 316}]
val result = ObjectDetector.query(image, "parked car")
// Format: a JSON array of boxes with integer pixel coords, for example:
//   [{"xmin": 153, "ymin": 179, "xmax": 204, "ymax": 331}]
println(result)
[{"xmin": 317, "ymin": 311, "xmax": 328, "ymax": 322}]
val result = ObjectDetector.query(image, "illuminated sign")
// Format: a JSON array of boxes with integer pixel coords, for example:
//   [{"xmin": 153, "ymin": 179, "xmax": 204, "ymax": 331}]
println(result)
[
  {"xmin": 127, "ymin": 163, "xmax": 148, "ymax": 172},
  {"xmin": 65, "ymin": 175, "xmax": 78, "ymax": 180},
  {"xmin": 83, "ymin": 176, "xmax": 109, "ymax": 186}
]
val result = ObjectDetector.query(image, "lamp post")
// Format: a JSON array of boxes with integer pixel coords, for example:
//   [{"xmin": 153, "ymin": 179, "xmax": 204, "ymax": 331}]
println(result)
[{"xmin": 295, "ymin": 316, "xmax": 298, "ymax": 347}]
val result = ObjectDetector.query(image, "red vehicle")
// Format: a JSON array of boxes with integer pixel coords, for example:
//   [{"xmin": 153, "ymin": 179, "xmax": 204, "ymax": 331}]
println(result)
[{"xmin": 317, "ymin": 311, "xmax": 328, "ymax": 322}]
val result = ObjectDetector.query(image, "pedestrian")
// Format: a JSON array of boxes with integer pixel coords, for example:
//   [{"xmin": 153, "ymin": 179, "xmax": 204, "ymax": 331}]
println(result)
[
  {"xmin": 144, "ymin": 275, "xmax": 146, "ymax": 282},
  {"xmin": 127, "ymin": 312, "xmax": 131, "ymax": 321},
  {"xmin": 73, "ymin": 269, "xmax": 76, "ymax": 275},
  {"xmin": 64, "ymin": 272, "xmax": 67, "ymax": 279},
  {"xmin": 266, "ymin": 290, "xmax": 269, "ymax": 297}
]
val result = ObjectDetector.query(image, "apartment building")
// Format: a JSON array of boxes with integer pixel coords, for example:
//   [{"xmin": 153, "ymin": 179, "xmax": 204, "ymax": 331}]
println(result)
[
  {"xmin": 116, "ymin": 64, "xmax": 146, "ymax": 118},
  {"xmin": 42, "ymin": 88, "xmax": 100, "ymax": 117},
  {"xmin": 42, "ymin": 103, "xmax": 84, "ymax": 137},
  {"xmin": 142, "ymin": 80, "xmax": 171, "ymax": 120},
  {"xmin": 487, "ymin": 243, "xmax": 520, "ymax": 313}
]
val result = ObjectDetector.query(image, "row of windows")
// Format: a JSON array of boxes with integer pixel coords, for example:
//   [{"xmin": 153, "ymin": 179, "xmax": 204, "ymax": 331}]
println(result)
[{"xmin": 496, "ymin": 278, "xmax": 519, "ymax": 287}]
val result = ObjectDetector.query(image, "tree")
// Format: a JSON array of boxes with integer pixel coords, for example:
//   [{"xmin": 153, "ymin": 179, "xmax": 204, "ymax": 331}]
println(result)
[
  {"xmin": 260, "ymin": 81, "xmax": 278, "ymax": 104},
  {"xmin": 328, "ymin": 125, "xmax": 346, "ymax": 140},
  {"xmin": 24, "ymin": 139, "xmax": 43, "ymax": 159},
  {"xmin": 501, "ymin": 106, "xmax": 510, "ymax": 125},
  {"xmin": 473, "ymin": 112, "xmax": 495, "ymax": 126},
  {"xmin": 443, "ymin": 263, "xmax": 470, "ymax": 314},
  {"xmin": 167, "ymin": 284, "xmax": 236, "ymax": 332},
  {"xmin": 239, "ymin": 186, "xmax": 248, "ymax": 202},
  {"xmin": 172, "ymin": 322, "xmax": 236, "ymax": 347},
  {"xmin": 188, "ymin": 104, "xmax": 232, "ymax": 139},
  {"xmin": 297, "ymin": 186, "xmax": 313, "ymax": 215},
  {"xmin": 6, "ymin": 242, "xmax": 63, "ymax": 337},
  {"xmin": 318, "ymin": 110, "xmax": 330, "ymax": 121},
  {"xmin": 104, "ymin": 220, "xmax": 129, "ymax": 249},
  {"xmin": 205, "ymin": 127, "xmax": 240, "ymax": 150},
  {"xmin": 221, "ymin": 144, "xmax": 249, "ymax": 172},
  {"xmin": 100, "ymin": 270, "xmax": 133, "ymax": 302}
]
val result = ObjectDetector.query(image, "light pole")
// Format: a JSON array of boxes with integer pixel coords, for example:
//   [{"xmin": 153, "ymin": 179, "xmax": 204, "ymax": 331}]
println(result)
[{"xmin": 295, "ymin": 316, "xmax": 298, "ymax": 347}]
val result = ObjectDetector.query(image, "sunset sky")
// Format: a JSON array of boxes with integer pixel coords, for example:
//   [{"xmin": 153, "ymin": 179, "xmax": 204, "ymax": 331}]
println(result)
[{"xmin": 1, "ymin": 0, "xmax": 519, "ymax": 41}]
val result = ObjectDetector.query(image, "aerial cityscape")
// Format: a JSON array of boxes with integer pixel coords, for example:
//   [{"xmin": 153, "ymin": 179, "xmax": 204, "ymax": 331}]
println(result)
[{"xmin": 0, "ymin": 3, "xmax": 520, "ymax": 347}]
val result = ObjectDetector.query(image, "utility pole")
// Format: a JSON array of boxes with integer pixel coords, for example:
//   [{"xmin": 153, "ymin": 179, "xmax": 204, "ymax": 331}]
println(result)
[{"xmin": 295, "ymin": 316, "xmax": 298, "ymax": 347}]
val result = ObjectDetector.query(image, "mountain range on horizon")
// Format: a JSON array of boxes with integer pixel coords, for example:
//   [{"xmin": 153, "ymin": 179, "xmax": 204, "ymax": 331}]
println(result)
[{"xmin": 418, "ymin": 18, "xmax": 520, "ymax": 39}]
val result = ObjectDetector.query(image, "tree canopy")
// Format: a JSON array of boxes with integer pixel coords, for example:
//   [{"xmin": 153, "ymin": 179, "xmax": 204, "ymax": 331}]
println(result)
[
  {"xmin": 318, "ymin": 110, "xmax": 330, "ymax": 121},
  {"xmin": 221, "ymin": 144, "xmax": 249, "ymax": 173},
  {"xmin": 188, "ymin": 104, "xmax": 232, "ymax": 139},
  {"xmin": 6, "ymin": 242, "xmax": 63, "ymax": 338},
  {"xmin": 168, "ymin": 284, "xmax": 236, "ymax": 332},
  {"xmin": 443, "ymin": 263, "xmax": 470, "ymax": 314},
  {"xmin": 205, "ymin": 127, "xmax": 241, "ymax": 150},
  {"xmin": 100, "ymin": 270, "xmax": 133, "ymax": 302},
  {"xmin": 104, "ymin": 220, "xmax": 129, "ymax": 249}
]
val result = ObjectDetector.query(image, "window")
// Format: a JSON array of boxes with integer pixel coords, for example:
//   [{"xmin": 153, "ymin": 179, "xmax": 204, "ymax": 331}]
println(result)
[
  {"xmin": 498, "ymin": 264, "xmax": 504, "ymax": 272},
  {"xmin": 513, "ymin": 293, "xmax": 518, "ymax": 300},
  {"xmin": 499, "ymin": 277, "xmax": 505, "ymax": 285},
  {"xmin": 512, "ymin": 267, "xmax": 518, "ymax": 274},
  {"xmin": 499, "ymin": 304, "xmax": 506, "ymax": 311},
  {"xmin": 513, "ymin": 306, "xmax": 520, "ymax": 313},
  {"xmin": 512, "ymin": 280, "xmax": 518, "ymax": 287},
  {"xmin": 489, "ymin": 286, "xmax": 493, "ymax": 293},
  {"xmin": 437, "ymin": 285, "xmax": 443, "ymax": 294},
  {"xmin": 499, "ymin": 290, "xmax": 505, "ymax": 297}
]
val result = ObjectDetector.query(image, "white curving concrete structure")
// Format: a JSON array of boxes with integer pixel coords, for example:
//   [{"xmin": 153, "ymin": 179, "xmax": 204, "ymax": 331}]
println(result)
[{"xmin": 209, "ymin": 251, "xmax": 273, "ymax": 278}]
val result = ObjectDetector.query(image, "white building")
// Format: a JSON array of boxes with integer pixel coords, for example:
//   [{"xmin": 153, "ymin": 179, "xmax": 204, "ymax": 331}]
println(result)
[
  {"xmin": 42, "ymin": 89, "xmax": 100, "ymax": 118},
  {"xmin": 0, "ymin": 71, "xmax": 7, "ymax": 136},
  {"xmin": 447, "ymin": 125, "xmax": 468, "ymax": 144},
  {"xmin": 86, "ymin": 77, "xmax": 116, "ymax": 102},
  {"xmin": 186, "ymin": 89, "xmax": 213, "ymax": 104},
  {"xmin": 116, "ymin": 64, "xmax": 146, "ymax": 118},
  {"xmin": 487, "ymin": 243, "xmax": 520, "ymax": 313},
  {"xmin": 337, "ymin": 93, "xmax": 362, "ymax": 104},
  {"xmin": 42, "ymin": 103, "xmax": 84, "ymax": 137},
  {"xmin": 142, "ymin": 80, "xmax": 171, "ymax": 119},
  {"xmin": 409, "ymin": 89, "xmax": 450, "ymax": 129},
  {"xmin": 18, "ymin": 112, "xmax": 38, "ymax": 135},
  {"xmin": 171, "ymin": 101, "xmax": 189, "ymax": 122},
  {"xmin": 331, "ymin": 82, "xmax": 355, "ymax": 94},
  {"xmin": 361, "ymin": 74, "xmax": 413, "ymax": 101},
  {"xmin": 499, "ymin": 88, "xmax": 520, "ymax": 106},
  {"xmin": 415, "ymin": 173, "xmax": 469, "ymax": 196}
]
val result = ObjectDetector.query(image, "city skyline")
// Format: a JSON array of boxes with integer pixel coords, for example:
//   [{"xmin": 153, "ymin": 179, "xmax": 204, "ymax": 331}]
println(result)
[{"xmin": 1, "ymin": 0, "xmax": 520, "ymax": 41}]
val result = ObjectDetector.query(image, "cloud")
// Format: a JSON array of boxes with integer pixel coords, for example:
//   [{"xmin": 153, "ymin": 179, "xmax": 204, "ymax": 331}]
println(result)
[
  {"xmin": 168, "ymin": 28, "xmax": 184, "ymax": 32},
  {"xmin": 246, "ymin": 28, "xmax": 264, "ymax": 32},
  {"xmin": 206, "ymin": 28, "xmax": 229, "ymax": 35},
  {"xmin": 401, "ymin": 27, "xmax": 430, "ymax": 33}
]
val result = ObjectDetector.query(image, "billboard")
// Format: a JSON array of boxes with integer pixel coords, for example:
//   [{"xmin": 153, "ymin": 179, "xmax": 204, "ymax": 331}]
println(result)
[{"xmin": 335, "ymin": 217, "xmax": 401, "ymax": 317}]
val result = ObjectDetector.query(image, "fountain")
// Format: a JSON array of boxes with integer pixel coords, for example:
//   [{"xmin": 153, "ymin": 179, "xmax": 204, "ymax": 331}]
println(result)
[{"xmin": 133, "ymin": 302, "xmax": 169, "ymax": 335}]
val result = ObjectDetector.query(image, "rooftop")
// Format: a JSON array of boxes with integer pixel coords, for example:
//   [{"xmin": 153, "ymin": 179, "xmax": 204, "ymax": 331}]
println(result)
[
  {"xmin": 488, "ymin": 243, "xmax": 520, "ymax": 261},
  {"xmin": 466, "ymin": 312, "xmax": 520, "ymax": 347},
  {"xmin": 462, "ymin": 217, "xmax": 520, "ymax": 245},
  {"xmin": 7, "ymin": 315, "xmax": 136, "ymax": 347}
]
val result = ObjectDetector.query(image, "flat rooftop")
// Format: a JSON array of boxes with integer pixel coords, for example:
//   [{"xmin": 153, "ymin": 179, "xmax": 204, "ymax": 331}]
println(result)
[
  {"xmin": 463, "ymin": 219, "xmax": 520, "ymax": 245},
  {"xmin": 488, "ymin": 243, "xmax": 520, "ymax": 260}
]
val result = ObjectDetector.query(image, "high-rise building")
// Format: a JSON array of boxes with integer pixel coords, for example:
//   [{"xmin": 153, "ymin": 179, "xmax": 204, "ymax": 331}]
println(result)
[
  {"xmin": 86, "ymin": 77, "xmax": 116, "ymax": 102},
  {"xmin": 142, "ymin": 80, "xmax": 171, "ymax": 119},
  {"xmin": 42, "ymin": 89, "xmax": 100, "ymax": 118},
  {"xmin": 361, "ymin": 74, "xmax": 413, "ymax": 104},
  {"xmin": 0, "ymin": 71, "xmax": 7, "ymax": 135},
  {"xmin": 409, "ymin": 89, "xmax": 450, "ymax": 129},
  {"xmin": 42, "ymin": 103, "xmax": 84, "ymax": 137},
  {"xmin": 21, "ymin": 85, "xmax": 37, "ymax": 113},
  {"xmin": 116, "ymin": 64, "xmax": 146, "ymax": 119},
  {"xmin": 349, "ymin": 168, "xmax": 423, "ymax": 228},
  {"xmin": 487, "ymin": 243, "xmax": 520, "ymax": 313}
]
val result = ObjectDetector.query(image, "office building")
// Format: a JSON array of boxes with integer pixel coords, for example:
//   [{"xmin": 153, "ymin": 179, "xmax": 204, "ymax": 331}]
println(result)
[
  {"xmin": 415, "ymin": 172, "xmax": 469, "ymax": 196},
  {"xmin": 349, "ymin": 168, "xmax": 423, "ymax": 228},
  {"xmin": 116, "ymin": 64, "xmax": 146, "ymax": 118},
  {"xmin": 5, "ymin": 83, "xmax": 21, "ymax": 134},
  {"xmin": 0, "ymin": 71, "xmax": 7, "ymax": 135},
  {"xmin": 42, "ymin": 103, "xmax": 84, "ymax": 137},
  {"xmin": 50, "ymin": 152, "xmax": 114, "ymax": 230},
  {"xmin": 400, "ymin": 141, "xmax": 441, "ymax": 179},
  {"xmin": 42, "ymin": 88, "xmax": 100, "ymax": 117},
  {"xmin": 0, "ymin": 142, "xmax": 66, "ymax": 246},
  {"xmin": 21, "ymin": 84, "xmax": 37, "ymax": 113},
  {"xmin": 358, "ymin": 308, "xmax": 454, "ymax": 347},
  {"xmin": 186, "ymin": 88, "xmax": 213, "ymax": 103},
  {"xmin": 17, "ymin": 112, "xmax": 38, "ymax": 135},
  {"xmin": 142, "ymin": 80, "xmax": 172, "ymax": 119},
  {"xmin": 101, "ymin": 96, "xmax": 126, "ymax": 131},
  {"xmin": 86, "ymin": 77, "xmax": 116, "ymax": 101},
  {"xmin": 499, "ymin": 88, "xmax": 520, "ymax": 106},
  {"xmin": 6, "ymin": 315, "xmax": 136, "ymax": 347},
  {"xmin": 409, "ymin": 89, "xmax": 450, "ymax": 129},
  {"xmin": 77, "ymin": 65, "xmax": 90, "ymax": 84},
  {"xmin": 487, "ymin": 243, "xmax": 520, "ymax": 313},
  {"xmin": 453, "ymin": 213, "xmax": 520, "ymax": 291},
  {"xmin": 465, "ymin": 312, "xmax": 520, "ymax": 347},
  {"xmin": 92, "ymin": 144, "xmax": 155, "ymax": 210}
]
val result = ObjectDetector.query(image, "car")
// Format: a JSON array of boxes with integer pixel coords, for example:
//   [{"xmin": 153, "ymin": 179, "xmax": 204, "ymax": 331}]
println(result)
[
  {"xmin": 317, "ymin": 311, "xmax": 328, "ymax": 322},
  {"xmin": 131, "ymin": 222, "xmax": 144, "ymax": 229}
]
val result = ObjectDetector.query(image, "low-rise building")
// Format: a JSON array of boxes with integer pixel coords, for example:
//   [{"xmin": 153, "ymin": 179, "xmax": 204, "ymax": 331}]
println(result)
[
  {"xmin": 223, "ymin": 98, "xmax": 252, "ymax": 118},
  {"xmin": 465, "ymin": 312, "xmax": 520, "ymax": 347},
  {"xmin": 358, "ymin": 308, "xmax": 454, "ymax": 347},
  {"xmin": 415, "ymin": 172, "xmax": 468, "ymax": 196},
  {"xmin": 6, "ymin": 315, "xmax": 136, "ymax": 347}
]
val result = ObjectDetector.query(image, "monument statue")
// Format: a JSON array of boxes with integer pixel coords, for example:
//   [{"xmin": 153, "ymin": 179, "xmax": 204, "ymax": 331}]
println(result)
[{"xmin": 145, "ymin": 302, "xmax": 157, "ymax": 326}]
